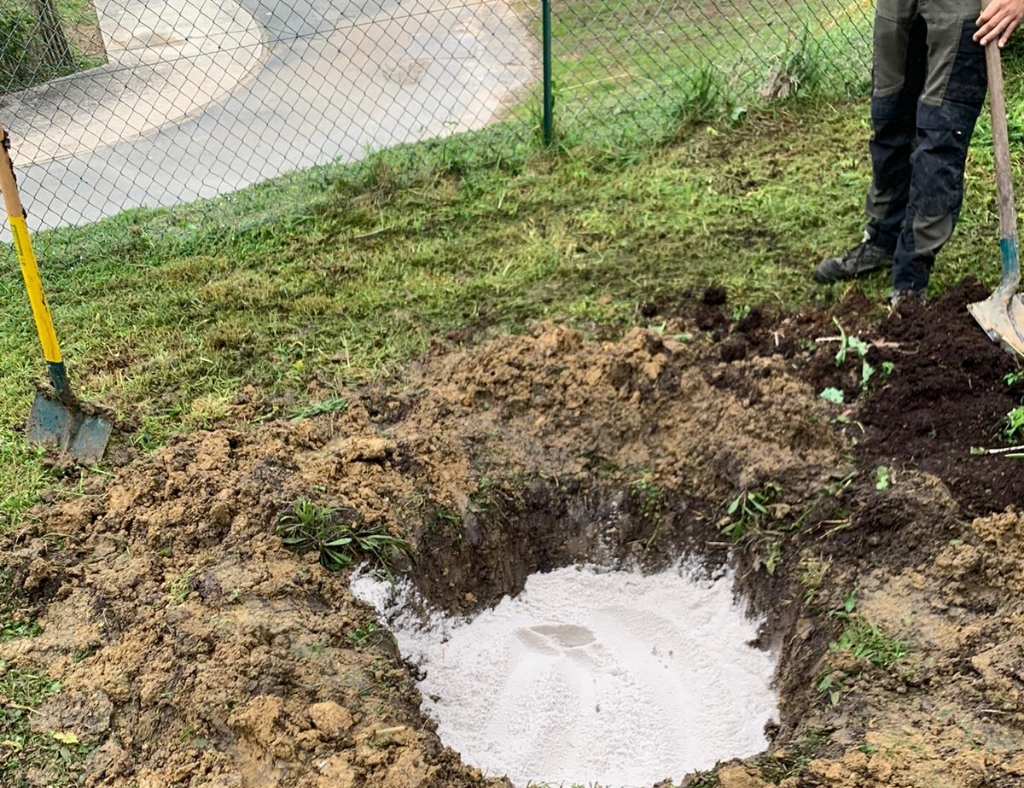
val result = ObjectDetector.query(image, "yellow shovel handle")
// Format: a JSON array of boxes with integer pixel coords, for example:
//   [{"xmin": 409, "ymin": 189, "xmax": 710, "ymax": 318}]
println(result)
[{"xmin": 0, "ymin": 122, "xmax": 63, "ymax": 365}]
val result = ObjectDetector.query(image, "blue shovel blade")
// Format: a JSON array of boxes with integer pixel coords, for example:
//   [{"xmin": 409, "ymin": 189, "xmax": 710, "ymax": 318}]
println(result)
[
  {"xmin": 27, "ymin": 391, "xmax": 112, "ymax": 465},
  {"xmin": 968, "ymin": 290, "xmax": 1024, "ymax": 357},
  {"xmin": 969, "ymin": 237, "xmax": 1024, "ymax": 357}
]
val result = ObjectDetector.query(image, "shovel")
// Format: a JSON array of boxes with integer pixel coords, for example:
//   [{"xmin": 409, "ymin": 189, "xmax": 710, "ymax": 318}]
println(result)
[
  {"xmin": 967, "ymin": 17, "xmax": 1024, "ymax": 355},
  {"xmin": 0, "ymin": 124, "xmax": 112, "ymax": 464}
]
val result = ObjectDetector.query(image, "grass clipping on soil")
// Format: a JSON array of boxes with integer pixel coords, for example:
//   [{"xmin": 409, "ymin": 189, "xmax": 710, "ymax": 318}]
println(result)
[{"xmin": 0, "ymin": 311, "xmax": 1023, "ymax": 787}]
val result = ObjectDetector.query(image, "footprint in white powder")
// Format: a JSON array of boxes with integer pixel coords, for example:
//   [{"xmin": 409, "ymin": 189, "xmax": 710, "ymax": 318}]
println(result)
[
  {"xmin": 529, "ymin": 624, "xmax": 595, "ymax": 648},
  {"xmin": 514, "ymin": 627, "xmax": 561, "ymax": 656},
  {"xmin": 515, "ymin": 624, "xmax": 598, "ymax": 664}
]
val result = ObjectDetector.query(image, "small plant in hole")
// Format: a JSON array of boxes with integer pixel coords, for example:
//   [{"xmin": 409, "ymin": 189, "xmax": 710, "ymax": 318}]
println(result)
[
  {"xmin": 629, "ymin": 472, "xmax": 665, "ymax": 523},
  {"xmin": 276, "ymin": 498, "xmax": 413, "ymax": 577},
  {"xmin": 1004, "ymin": 369, "xmax": 1024, "ymax": 386},
  {"xmin": 432, "ymin": 504, "xmax": 462, "ymax": 532},
  {"xmin": 469, "ymin": 475, "xmax": 495, "ymax": 515},
  {"xmin": 1005, "ymin": 405, "xmax": 1024, "ymax": 441},
  {"xmin": 721, "ymin": 483, "xmax": 782, "ymax": 543},
  {"xmin": 831, "ymin": 318, "xmax": 875, "ymax": 390},
  {"xmin": 719, "ymin": 483, "xmax": 807, "ymax": 575},
  {"xmin": 630, "ymin": 472, "xmax": 666, "ymax": 552},
  {"xmin": 423, "ymin": 500, "xmax": 465, "ymax": 547},
  {"xmin": 348, "ymin": 619, "xmax": 383, "ymax": 648}
]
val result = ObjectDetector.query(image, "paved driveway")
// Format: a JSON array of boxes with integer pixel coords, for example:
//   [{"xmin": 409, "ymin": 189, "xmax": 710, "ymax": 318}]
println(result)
[{"xmin": 2, "ymin": 0, "xmax": 536, "ymax": 230}]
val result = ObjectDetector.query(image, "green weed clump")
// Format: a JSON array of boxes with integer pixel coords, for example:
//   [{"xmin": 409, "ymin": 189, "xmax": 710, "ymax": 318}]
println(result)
[
  {"xmin": 830, "ymin": 616, "xmax": 907, "ymax": 667},
  {"xmin": 276, "ymin": 499, "xmax": 413, "ymax": 577}
]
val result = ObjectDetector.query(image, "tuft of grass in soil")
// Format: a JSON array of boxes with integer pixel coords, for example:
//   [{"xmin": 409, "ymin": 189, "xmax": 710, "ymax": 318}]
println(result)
[
  {"xmin": 167, "ymin": 566, "xmax": 200, "ymax": 605},
  {"xmin": 816, "ymin": 587, "xmax": 908, "ymax": 705},
  {"xmin": 0, "ymin": 662, "xmax": 93, "ymax": 788},
  {"xmin": 830, "ymin": 615, "xmax": 908, "ymax": 668},
  {"xmin": 756, "ymin": 727, "xmax": 832, "ymax": 782},
  {"xmin": 288, "ymin": 396, "xmax": 349, "ymax": 421},
  {"xmin": 828, "ymin": 588, "xmax": 908, "ymax": 669},
  {"xmin": 0, "ymin": 568, "xmax": 41, "ymax": 642}
]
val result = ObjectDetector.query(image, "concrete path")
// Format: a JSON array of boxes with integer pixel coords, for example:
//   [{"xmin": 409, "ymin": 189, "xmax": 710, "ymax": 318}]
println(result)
[
  {"xmin": 5, "ymin": 0, "xmax": 265, "ymax": 165},
  {"xmin": 1, "ymin": 0, "xmax": 536, "ymax": 231}
]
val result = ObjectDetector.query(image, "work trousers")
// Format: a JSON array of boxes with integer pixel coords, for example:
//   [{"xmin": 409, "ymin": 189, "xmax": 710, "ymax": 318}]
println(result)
[{"xmin": 866, "ymin": 0, "xmax": 988, "ymax": 291}]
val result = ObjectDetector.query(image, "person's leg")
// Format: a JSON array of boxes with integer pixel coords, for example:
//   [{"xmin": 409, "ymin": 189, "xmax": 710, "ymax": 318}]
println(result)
[
  {"xmin": 891, "ymin": 2, "xmax": 988, "ymax": 295},
  {"xmin": 814, "ymin": 0, "xmax": 925, "ymax": 283},
  {"xmin": 866, "ymin": 3, "xmax": 928, "ymax": 252}
]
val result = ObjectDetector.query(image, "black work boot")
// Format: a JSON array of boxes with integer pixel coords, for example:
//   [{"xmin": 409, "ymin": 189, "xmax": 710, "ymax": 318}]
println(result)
[{"xmin": 813, "ymin": 240, "xmax": 893, "ymax": 284}]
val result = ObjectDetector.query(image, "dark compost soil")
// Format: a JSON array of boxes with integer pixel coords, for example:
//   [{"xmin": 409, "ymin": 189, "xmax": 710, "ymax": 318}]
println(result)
[{"xmin": 859, "ymin": 280, "xmax": 1024, "ymax": 517}]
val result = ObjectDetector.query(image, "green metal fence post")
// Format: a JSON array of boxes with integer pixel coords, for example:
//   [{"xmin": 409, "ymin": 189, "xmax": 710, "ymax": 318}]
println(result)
[{"xmin": 542, "ymin": 0, "xmax": 553, "ymax": 146}]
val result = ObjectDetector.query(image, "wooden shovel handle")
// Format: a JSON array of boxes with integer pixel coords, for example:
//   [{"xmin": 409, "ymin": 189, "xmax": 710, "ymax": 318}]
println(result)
[
  {"xmin": 0, "ymin": 122, "xmax": 26, "ymax": 219},
  {"xmin": 981, "ymin": 2, "xmax": 1019, "ymax": 243}
]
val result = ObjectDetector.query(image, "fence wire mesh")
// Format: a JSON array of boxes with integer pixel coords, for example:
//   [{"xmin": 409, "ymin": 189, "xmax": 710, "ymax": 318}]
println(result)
[{"xmin": 0, "ymin": 0, "xmax": 872, "ymax": 234}]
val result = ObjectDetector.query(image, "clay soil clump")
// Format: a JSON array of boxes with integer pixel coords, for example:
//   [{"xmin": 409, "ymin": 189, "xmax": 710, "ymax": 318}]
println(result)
[{"xmin": 2, "ymin": 282, "xmax": 1024, "ymax": 787}]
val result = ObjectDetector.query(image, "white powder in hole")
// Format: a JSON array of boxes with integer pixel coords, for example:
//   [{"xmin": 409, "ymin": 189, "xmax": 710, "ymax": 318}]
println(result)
[{"xmin": 352, "ymin": 564, "xmax": 778, "ymax": 788}]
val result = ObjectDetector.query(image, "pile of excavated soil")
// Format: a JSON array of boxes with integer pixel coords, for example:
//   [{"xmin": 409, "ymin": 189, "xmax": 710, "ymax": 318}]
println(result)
[{"xmin": 2, "ymin": 283, "xmax": 1024, "ymax": 787}]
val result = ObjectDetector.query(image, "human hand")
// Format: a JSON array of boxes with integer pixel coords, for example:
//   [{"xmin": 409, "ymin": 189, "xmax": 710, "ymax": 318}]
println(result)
[{"xmin": 975, "ymin": 0, "xmax": 1024, "ymax": 47}]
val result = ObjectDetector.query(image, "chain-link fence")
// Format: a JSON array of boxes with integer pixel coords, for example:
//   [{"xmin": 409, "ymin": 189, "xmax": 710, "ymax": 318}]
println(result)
[
  {"xmin": 547, "ymin": 0, "xmax": 873, "ymax": 146},
  {"xmin": 0, "ymin": 0, "xmax": 872, "ymax": 233}
]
